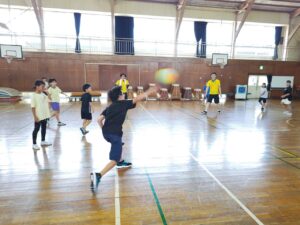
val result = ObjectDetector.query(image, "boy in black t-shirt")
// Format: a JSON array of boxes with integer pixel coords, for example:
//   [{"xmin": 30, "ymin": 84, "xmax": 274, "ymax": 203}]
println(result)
[
  {"xmin": 90, "ymin": 85, "xmax": 157, "ymax": 192},
  {"xmin": 281, "ymin": 80, "xmax": 293, "ymax": 116},
  {"xmin": 80, "ymin": 84, "xmax": 94, "ymax": 135}
]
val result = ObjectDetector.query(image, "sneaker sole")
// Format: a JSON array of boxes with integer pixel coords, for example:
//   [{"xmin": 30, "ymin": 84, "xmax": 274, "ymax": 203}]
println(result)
[
  {"xmin": 41, "ymin": 144, "xmax": 52, "ymax": 146},
  {"xmin": 116, "ymin": 165, "xmax": 132, "ymax": 169}
]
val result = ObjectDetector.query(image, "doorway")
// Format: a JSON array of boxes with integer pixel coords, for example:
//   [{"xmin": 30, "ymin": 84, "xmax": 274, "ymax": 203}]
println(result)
[{"xmin": 248, "ymin": 75, "xmax": 268, "ymax": 99}]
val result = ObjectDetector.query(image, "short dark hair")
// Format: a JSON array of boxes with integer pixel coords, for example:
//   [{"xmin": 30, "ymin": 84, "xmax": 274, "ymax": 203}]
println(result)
[
  {"xmin": 41, "ymin": 77, "xmax": 47, "ymax": 80},
  {"xmin": 120, "ymin": 73, "xmax": 127, "ymax": 77},
  {"xmin": 211, "ymin": 72, "xmax": 217, "ymax": 76},
  {"xmin": 34, "ymin": 80, "xmax": 45, "ymax": 88},
  {"xmin": 108, "ymin": 86, "xmax": 122, "ymax": 102},
  {"xmin": 82, "ymin": 83, "xmax": 91, "ymax": 92},
  {"xmin": 49, "ymin": 78, "xmax": 57, "ymax": 83},
  {"xmin": 286, "ymin": 80, "xmax": 291, "ymax": 84}
]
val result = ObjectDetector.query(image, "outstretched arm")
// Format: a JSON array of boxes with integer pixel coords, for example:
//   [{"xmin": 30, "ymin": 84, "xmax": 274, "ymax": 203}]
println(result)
[
  {"xmin": 132, "ymin": 87, "xmax": 157, "ymax": 104},
  {"xmin": 97, "ymin": 115, "xmax": 105, "ymax": 128}
]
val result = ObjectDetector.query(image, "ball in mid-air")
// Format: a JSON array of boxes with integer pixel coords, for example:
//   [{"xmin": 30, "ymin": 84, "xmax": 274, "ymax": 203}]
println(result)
[{"xmin": 155, "ymin": 68, "xmax": 179, "ymax": 85}]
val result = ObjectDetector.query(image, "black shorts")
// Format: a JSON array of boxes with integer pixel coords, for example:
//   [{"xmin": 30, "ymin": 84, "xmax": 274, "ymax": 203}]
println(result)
[
  {"xmin": 207, "ymin": 95, "xmax": 219, "ymax": 104},
  {"xmin": 103, "ymin": 133, "xmax": 122, "ymax": 162},
  {"xmin": 258, "ymin": 98, "xmax": 267, "ymax": 103},
  {"xmin": 81, "ymin": 111, "xmax": 92, "ymax": 120}
]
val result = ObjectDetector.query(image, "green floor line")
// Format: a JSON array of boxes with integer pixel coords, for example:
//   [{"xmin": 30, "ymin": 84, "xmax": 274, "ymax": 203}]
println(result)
[{"xmin": 145, "ymin": 171, "xmax": 168, "ymax": 225}]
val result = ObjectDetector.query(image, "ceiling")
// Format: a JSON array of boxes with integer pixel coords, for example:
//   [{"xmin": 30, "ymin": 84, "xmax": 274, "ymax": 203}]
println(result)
[{"xmin": 129, "ymin": 0, "xmax": 300, "ymax": 13}]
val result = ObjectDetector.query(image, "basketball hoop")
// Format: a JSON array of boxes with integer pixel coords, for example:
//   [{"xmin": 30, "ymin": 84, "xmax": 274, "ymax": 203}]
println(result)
[
  {"xmin": 4, "ymin": 55, "xmax": 13, "ymax": 64},
  {"xmin": 218, "ymin": 63, "xmax": 225, "ymax": 69}
]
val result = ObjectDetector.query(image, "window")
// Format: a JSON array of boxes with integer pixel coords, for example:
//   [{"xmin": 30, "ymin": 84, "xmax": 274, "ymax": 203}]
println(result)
[
  {"xmin": 178, "ymin": 20, "xmax": 233, "ymax": 57},
  {"xmin": 44, "ymin": 11, "xmax": 74, "ymax": 52},
  {"xmin": 0, "ymin": 6, "xmax": 40, "ymax": 49},
  {"xmin": 80, "ymin": 13, "xmax": 112, "ymax": 54},
  {"xmin": 206, "ymin": 21, "xmax": 233, "ymax": 57},
  {"xmin": 178, "ymin": 20, "xmax": 195, "ymax": 57},
  {"xmin": 134, "ymin": 16, "xmax": 175, "ymax": 56},
  {"xmin": 235, "ymin": 23, "xmax": 275, "ymax": 59}
]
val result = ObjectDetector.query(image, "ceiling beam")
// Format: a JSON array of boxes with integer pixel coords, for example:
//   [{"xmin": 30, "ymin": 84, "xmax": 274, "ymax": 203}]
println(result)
[
  {"xmin": 174, "ymin": 0, "xmax": 187, "ymax": 56},
  {"xmin": 232, "ymin": 0, "xmax": 255, "ymax": 58},
  {"xmin": 235, "ymin": 0, "xmax": 255, "ymax": 39},
  {"xmin": 288, "ymin": 23, "xmax": 300, "ymax": 42},
  {"xmin": 290, "ymin": 8, "xmax": 300, "ymax": 18}
]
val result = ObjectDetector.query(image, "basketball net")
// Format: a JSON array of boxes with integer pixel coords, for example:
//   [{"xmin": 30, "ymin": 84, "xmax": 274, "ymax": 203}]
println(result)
[
  {"xmin": 4, "ymin": 55, "xmax": 13, "ymax": 64},
  {"xmin": 218, "ymin": 63, "xmax": 225, "ymax": 69}
]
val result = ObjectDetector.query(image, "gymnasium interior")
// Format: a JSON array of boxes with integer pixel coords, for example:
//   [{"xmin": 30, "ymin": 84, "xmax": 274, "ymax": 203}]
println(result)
[{"xmin": 0, "ymin": 0, "xmax": 300, "ymax": 224}]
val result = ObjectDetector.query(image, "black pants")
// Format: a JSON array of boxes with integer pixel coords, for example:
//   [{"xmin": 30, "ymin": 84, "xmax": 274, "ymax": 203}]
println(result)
[
  {"xmin": 124, "ymin": 93, "xmax": 128, "ymax": 100},
  {"xmin": 32, "ymin": 119, "xmax": 47, "ymax": 144}
]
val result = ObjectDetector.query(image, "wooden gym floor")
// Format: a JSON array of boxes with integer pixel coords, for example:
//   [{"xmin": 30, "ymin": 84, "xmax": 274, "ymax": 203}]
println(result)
[{"xmin": 0, "ymin": 99, "xmax": 300, "ymax": 225}]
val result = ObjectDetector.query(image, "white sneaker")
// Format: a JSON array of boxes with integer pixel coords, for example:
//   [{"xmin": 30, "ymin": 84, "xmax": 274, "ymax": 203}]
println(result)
[
  {"xmin": 32, "ymin": 144, "xmax": 40, "ymax": 150},
  {"xmin": 41, "ymin": 141, "xmax": 52, "ymax": 146},
  {"xmin": 286, "ymin": 112, "xmax": 292, "ymax": 116}
]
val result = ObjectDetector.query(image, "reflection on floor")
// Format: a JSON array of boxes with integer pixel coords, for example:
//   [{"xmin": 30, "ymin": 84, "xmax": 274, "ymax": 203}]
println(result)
[{"xmin": 0, "ymin": 99, "xmax": 300, "ymax": 225}]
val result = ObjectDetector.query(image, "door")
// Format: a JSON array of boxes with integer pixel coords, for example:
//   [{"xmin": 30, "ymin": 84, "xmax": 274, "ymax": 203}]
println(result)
[
  {"xmin": 248, "ymin": 75, "xmax": 268, "ymax": 99},
  {"xmin": 98, "ymin": 65, "xmax": 127, "ymax": 91}
]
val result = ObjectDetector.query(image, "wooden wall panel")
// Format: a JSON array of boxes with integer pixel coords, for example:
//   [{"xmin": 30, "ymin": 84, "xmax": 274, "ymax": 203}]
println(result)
[
  {"xmin": 98, "ymin": 65, "xmax": 127, "ymax": 90},
  {"xmin": 0, "ymin": 52, "xmax": 299, "ymax": 97}
]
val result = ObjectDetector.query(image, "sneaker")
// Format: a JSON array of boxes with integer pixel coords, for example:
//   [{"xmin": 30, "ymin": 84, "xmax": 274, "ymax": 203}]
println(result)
[
  {"xmin": 116, "ymin": 160, "xmax": 132, "ymax": 169},
  {"xmin": 90, "ymin": 172, "xmax": 101, "ymax": 192},
  {"xmin": 80, "ymin": 127, "xmax": 85, "ymax": 135},
  {"xmin": 58, "ymin": 122, "xmax": 66, "ymax": 126},
  {"xmin": 32, "ymin": 144, "xmax": 40, "ymax": 150},
  {"xmin": 286, "ymin": 112, "xmax": 292, "ymax": 116},
  {"xmin": 217, "ymin": 110, "xmax": 221, "ymax": 114},
  {"xmin": 201, "ymin": 111, "xmax": 207, "ymax": 115},
  {"xmin": 41, "ymin": 141, "xmax": 52, "ymax": 146}
]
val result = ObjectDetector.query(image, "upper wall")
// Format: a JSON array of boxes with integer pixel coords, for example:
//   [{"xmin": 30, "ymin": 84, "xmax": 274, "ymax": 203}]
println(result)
[
  {"xmin": 0, "ymin": 0, "xmax": 290, "ymax": 25},
  {"xmin": 0, "ymin": 52, "xmax": 299, "ymax": 95}
]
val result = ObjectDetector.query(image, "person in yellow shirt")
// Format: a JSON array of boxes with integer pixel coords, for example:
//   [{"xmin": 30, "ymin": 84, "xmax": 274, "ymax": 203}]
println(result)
[
  {"xmin": 201, "ymin": 73, "xmax": 222, "ymax": 115},
  {"xmin": 115, "ymin": 73, "xmax": 130, "ymax": 99}
]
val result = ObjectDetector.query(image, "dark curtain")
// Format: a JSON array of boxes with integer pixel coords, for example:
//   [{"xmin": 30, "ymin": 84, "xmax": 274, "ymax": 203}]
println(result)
[
  {"xmin": 115, "ymin": 16, "xmax": 134, "ymax": 55},
  {"xmin": 74, "ymin": 12, "xmax": 81, "ymax": 53},
  {"xmin": 273, "ymin": 26, "xmax": 282, "ymax": 60},
  {"xmin": 194, "ymin": 21, "xmax": 207, "ymax": 58},
  {"xmin": 267, "ymin": 74, "xmax": 272, "ymax": 91}
]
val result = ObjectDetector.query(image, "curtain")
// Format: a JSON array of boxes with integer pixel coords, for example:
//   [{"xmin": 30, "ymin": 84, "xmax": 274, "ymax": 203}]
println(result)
[
  {"xmin": 74, "ymin": 12, "xmax": 81, "ymax": 53},
  {"xmin": 273, "ymin": 26, "xmax": 282, "ymax": 60},
  {"xmin": 115, "ymin": 16, "xmax": 134, "ymax": 55},
  {"xmin": 194, "ymin": 21, "xmax": 207, "ymax": 58},
  {"xmin": 267, "ymin": 74, "xmax": 272, "ymax": 91}
]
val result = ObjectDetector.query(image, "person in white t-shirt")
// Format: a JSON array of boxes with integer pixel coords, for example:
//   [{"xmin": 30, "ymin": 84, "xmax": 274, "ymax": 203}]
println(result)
[
  {"xmin": 258, "ymin": 83, "xmax": 268, "ymax": 112},
  {"xmin": 31, "ymin": 80, "xmax": 52, "ymax": 150},
  {"xmin": 48, "ymin": 78, "xmax": 68, "ymax": 126}
]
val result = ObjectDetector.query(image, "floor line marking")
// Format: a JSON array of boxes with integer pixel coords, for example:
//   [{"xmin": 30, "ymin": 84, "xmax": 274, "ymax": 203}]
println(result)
[
  {"xmin": 115, "ymin": 169, "xmax": 121, "ymax": 225},
  {"xmin": 169, "ymin": 102, "xmax": 300, "ymax": 170},
  {"xmin": 145, "ymin": 169, "xmax": 168, "ymax": 225},
  {"xmin": 190, "ymin": 154, "xmax": 264, "ymax": 225},
  {"xmin": 139, "ymin": 103, "xmax": 265, "ymax": 225}
]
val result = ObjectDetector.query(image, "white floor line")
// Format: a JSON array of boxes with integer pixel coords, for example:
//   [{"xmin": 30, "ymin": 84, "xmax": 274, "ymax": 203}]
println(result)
[
  {"xmin": 139, "ymin": 103, "xmax": 264, "ymax": 225},
  {"xmin": 190, "ymin": 154, "xmax": 264, "ymax": 225},
  {"xmin": 115, "ymin": 169, "xmax": 121, "ymax": 225}
]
